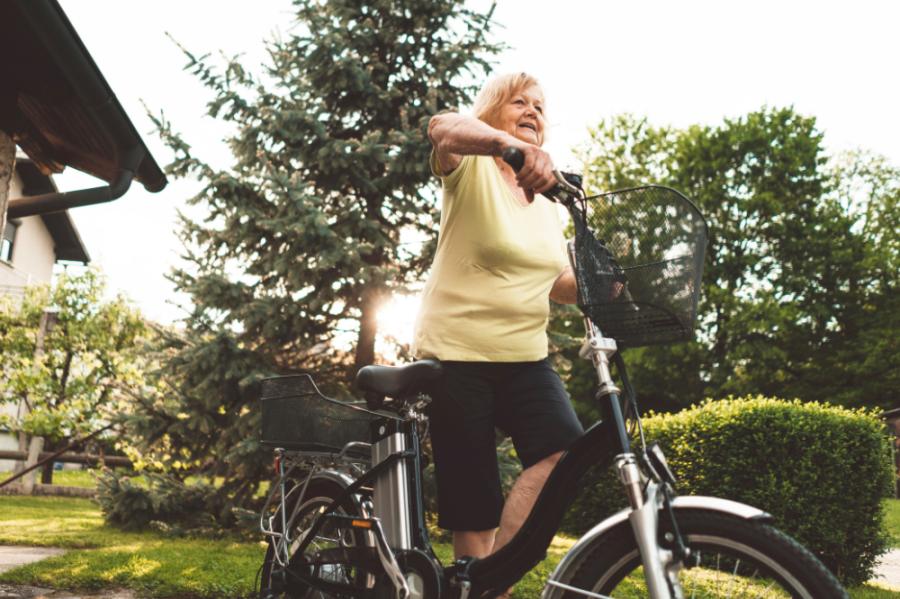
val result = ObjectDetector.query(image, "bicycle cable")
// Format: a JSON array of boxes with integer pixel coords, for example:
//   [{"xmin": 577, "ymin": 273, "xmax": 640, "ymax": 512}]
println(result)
[{"xmin": 613, "ymin": 351, "xmax": 647, "ymax": 452}]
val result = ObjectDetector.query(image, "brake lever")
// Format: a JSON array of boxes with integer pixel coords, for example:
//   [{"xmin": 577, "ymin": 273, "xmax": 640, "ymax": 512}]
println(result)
[{"xmin": 554, "ymin": 170, "xmax": 583, "ymax": 195}]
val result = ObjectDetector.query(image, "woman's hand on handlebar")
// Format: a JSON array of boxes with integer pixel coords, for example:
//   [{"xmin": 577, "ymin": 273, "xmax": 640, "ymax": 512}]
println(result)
[{"xmin": 503, "ymin": 142, "xmax": 557, "ymax": 194}]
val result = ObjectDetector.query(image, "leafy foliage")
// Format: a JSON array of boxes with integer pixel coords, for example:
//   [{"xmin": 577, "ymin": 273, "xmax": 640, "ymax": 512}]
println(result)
[
  {"xmin": 563, "ymin": 109, "xmax": 899, "ymax": 412},
  {"xmin": 562, "ymin": 397, "xmax": 893, "ymax": 586},
  {"xmin": 123, "ymin": 0, "xmax": 501, "ymax": 513},
  {"xmin": 0, "ymin": 270, "xmax": 147, "ymax": 462},
  {"xmin": 95, "ymin": 469, "xmax": 236, "ymax": 535}
]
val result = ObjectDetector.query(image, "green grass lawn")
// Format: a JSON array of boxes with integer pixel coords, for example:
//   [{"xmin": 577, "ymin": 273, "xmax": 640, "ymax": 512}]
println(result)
[
  {"xmin": 48, "ymin": 469, "xmax": 106, "ymax": 488},
  {"xmin": 1, "ymin": 494, "xmax": 899, "ymax": 597},
  {"xmin": 885, "ymin": 496, "xmax": 900, "ymax": 549},
  {"xmin": 36, "ymin": 469, "xmax": 270, "ymax": 497},
  {"xmin": 10, "ymin": 468, "xmax": 143, "ymax": 489},
  {"xmin": 0, "ymin": 496, "xmax": 262, "ymax": 597}
]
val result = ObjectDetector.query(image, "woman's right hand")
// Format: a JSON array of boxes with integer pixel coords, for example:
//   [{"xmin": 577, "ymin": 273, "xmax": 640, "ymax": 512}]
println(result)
[
  {"xmin": 510, "ymin": 142, "xmax": 556, "ymax": 193},
  {"xmin": 503, "ymin": 142, "xmax": 556, "ymax": 194}
]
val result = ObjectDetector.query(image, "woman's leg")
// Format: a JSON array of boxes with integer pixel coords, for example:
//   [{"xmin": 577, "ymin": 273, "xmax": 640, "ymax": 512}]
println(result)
[
  {"xmin": 491, "ymin": 450, "xmax": 563, "ymax": 553},
  {"xmin": 489, "ymin": 359, "xmax": 584, "ymax": 596},
  {"xmin": 454, "ymin": 529, "xmax": 496, "ymax": 559},
  {"xmin": 427, "ymin": 363, "xmax": 505, "ymax": 547}
]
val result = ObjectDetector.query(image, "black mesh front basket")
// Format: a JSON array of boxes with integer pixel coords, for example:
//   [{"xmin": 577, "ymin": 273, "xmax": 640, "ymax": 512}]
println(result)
[
  {"xmin": 570, "ymin": 185, "xmax": 708, "ymax": 347},
  {"xmin": 259, "ymin": 375, "xmax": 378, "ymax": 452}
]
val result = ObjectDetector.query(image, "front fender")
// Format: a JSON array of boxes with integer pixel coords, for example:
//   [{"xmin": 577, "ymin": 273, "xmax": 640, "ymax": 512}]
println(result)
[{"xmin": 541, "ymin": 496, "xmax": 771, "ymax": 599}]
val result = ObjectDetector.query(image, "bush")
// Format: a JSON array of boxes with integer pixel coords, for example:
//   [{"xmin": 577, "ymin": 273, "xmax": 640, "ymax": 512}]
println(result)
[
  {"xmin": 96, "ymin": 470, "xmax": 229, "ymax": 535},
  {"xmin": 561, "ymin": 396, "xmax": 894, "ymax": 586}
]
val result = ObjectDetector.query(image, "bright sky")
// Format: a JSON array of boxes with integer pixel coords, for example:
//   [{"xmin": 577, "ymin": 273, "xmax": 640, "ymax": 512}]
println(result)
[{"xmin": 54, "ymin": 0, "xmax": 900, "ymax": 341}]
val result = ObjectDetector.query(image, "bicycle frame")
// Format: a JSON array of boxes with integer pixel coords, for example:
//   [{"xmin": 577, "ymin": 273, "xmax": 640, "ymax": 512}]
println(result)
[{"xmin": 263, "ymin": 405, "xmax": 618, "ymax": 594}]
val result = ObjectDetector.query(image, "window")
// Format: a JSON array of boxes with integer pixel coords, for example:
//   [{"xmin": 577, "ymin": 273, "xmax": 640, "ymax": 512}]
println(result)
[{"xmin": 1, "ymin": 220, "xmax": 17, "ymax": 262}]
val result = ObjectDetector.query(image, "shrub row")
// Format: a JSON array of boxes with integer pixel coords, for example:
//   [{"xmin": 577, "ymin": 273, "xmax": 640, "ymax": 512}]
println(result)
[{"xmin": 561, "ymin": 396, "xmax": 893, "ymax": 586}]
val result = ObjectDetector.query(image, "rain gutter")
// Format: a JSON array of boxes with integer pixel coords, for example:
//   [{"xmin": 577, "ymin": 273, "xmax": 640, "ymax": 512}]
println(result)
[{"xmin": 5, "ymin": 0, "xmax": 162, "ymax": 218}]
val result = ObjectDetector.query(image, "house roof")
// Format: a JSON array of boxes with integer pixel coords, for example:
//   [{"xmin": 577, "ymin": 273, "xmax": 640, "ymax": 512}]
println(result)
[
  {"xmin": 16, "ymin": 159, "xmax": 90, "ymax": 263},
  {"xmin": 0, "ymin": 0, "xmax": 167, "ymax": 195}
]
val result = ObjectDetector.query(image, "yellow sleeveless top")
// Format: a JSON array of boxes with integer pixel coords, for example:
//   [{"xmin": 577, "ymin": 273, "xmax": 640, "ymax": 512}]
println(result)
[{"xmin": 413, "ymin": 154, "xmax": 569, "ymax": 362}]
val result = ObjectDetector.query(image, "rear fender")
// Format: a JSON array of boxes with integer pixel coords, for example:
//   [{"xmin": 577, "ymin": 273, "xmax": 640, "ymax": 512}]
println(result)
[{"xmin": 288, "ymin": 468, "xmax": 371, "ymax": 516}]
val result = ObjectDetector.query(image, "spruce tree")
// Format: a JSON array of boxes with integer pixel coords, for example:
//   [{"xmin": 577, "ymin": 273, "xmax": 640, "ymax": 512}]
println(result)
[
  {"xmin": 124, "ymin": 0, "xmax": 500, "ymax": 509},
  {"xmin": 161, "ymin": 0, "xmax": 499, "ymax": 372}
]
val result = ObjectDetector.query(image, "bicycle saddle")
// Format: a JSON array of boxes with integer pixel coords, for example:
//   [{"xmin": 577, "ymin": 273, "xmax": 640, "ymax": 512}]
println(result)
[{"xmin": 356, "ymin": 359, "xmax": 442, "ymax": 401}]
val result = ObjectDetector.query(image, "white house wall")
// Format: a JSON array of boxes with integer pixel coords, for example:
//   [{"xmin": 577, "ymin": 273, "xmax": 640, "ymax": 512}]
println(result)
[
  {"xmin": 0, "ymin": 167, "xmax": 58, "ymax": 471},
  {"xmin": 0, "ymin": 169, "xmax": 56, "ymax": 291}
]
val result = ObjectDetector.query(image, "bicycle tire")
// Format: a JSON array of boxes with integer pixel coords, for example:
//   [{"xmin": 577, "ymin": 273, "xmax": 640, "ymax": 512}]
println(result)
[
  {"xmin": 557, "ymin": 509, "xmax": 848, "ymax": 599},
  {"xmin": 259, "ymin": 478, "xmax": 369, "ymax": 599}
]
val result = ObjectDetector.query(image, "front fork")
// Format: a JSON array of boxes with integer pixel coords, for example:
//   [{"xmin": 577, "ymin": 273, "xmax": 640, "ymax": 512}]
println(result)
[
  {"xmin": 579, "ymin": 306, "xmax": 685, "ymax": 599},
  {"xmin": 616, "ymin": 456, "xmax": 684, "ymax": 599}
]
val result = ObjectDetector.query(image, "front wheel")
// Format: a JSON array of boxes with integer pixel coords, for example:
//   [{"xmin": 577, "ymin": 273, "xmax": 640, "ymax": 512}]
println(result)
[{"xmin": 558, "ymin": 509, "xmax": 848, "ymax": 598}]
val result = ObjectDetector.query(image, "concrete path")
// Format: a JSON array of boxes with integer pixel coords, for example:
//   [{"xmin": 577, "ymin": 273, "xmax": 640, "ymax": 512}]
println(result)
[
  {"xmin": 873, "ymin": 548, "xmax": 900, "ymax": 589},
  {"xmin": 0, "ymin": 548, "xmax": 65, "ymax": 575},
  {"xmin": 0, "ymin": 547, "xmax": 134, "ymax": 598}
]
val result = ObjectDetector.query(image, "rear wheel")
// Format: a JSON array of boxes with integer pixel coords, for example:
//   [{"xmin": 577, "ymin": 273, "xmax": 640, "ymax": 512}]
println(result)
[
  {"xmin": 259, "ymin": 479, "xmax": 371, "ymax": 598},
  {"xmin": 558, "ymin": 510, "xmax": 848, "ymax": 598}
]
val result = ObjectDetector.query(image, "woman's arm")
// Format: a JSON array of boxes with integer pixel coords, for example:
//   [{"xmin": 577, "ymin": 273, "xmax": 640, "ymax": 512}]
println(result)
[
  {"xmin": 428, "ymin": 112, "xmax": 513, "ymax": 173},
  {"xmin": 428, "ymin": 113, "xmax": 556, "ymax": 193},
  {"xmin": 549, "ymin": 266, "xmax": 577, "ymax": 304}
]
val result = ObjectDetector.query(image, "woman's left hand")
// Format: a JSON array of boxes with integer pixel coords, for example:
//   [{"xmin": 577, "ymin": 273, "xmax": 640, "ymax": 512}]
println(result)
[{"xmin": 550, "ymin": 266, "xmax": 577, "ymax": 304}]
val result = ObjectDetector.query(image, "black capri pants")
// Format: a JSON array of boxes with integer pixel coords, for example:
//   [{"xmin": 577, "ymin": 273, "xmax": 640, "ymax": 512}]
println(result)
[{"xmin": 425, "ymin": 358, "xmax": 584, "ymax": 531}]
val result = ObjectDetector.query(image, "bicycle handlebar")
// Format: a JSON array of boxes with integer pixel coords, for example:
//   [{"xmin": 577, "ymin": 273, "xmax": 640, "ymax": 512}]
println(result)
[{"xmin": 500, "ymin": 147, "xmax": 583, "ymax": 202}]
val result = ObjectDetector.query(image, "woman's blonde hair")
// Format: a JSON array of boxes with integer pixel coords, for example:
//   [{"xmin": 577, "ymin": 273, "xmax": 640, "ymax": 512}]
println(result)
[{"xmin": 472, "ymin": 72, "xmax": 545, "ymax": 145}]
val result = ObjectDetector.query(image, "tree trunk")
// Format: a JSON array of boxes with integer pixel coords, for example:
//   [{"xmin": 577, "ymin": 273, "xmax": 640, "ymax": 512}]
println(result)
[
  {"xmin": 354, "ymin": 287, "xmax": 383, "ymax": 371},
  {"xmin": 41, "ymin": 457, "xmax": 54, "ymax": 485},
  {"xmin": 40, "ymin": 438, "xmax": 56, "ymax": 485}
]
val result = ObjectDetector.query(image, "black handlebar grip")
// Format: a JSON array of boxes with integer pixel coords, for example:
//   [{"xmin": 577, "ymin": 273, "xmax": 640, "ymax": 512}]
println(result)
[{"xmin": 502, "ymin": 147, "xmax": 525, "ymax": 172}]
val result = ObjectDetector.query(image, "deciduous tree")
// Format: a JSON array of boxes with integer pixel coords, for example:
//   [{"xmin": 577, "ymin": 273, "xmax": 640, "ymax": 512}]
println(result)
[
  {"xmin": 0, "ymin": 269, "xmax": 147, "ymax": 483},
  {"xmin": 562, "ymin": 109, "xmax": 898, "ymax": 413}
]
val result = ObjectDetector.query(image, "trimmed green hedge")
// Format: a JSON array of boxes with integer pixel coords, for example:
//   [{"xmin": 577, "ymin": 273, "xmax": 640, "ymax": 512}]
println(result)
[{"xmin": 561, "ymin": 396, "xmax": 893, "ymax": 586}]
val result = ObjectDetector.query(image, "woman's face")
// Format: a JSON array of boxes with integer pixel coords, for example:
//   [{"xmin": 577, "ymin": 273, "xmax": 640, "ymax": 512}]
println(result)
[{"xmin": 495, "ymin": 85, "xmax": 545, "ymax": 146}]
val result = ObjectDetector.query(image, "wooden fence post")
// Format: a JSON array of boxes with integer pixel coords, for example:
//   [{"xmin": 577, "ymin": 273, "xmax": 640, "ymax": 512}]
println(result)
[{"xmin": 21, "ymin": 436, "xmax": 44, "ymax": 495}]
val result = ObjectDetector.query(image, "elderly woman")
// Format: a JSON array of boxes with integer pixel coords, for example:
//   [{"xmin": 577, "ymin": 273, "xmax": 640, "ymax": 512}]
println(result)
[{"xmin": 413, "ymin": 73, "xmax": 583, "ymax": 562}]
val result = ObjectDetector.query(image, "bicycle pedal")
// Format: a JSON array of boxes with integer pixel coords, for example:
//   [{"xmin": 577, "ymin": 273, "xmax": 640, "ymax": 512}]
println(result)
[{"xmin": 322, "ymin": 513, "xmax": 378, "ymax": 530}]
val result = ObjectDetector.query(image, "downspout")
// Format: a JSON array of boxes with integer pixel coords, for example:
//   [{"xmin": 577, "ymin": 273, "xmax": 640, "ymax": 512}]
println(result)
[{"xmin": 6, "ymin": 145, "xmax": 142, "ymax": 218}]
